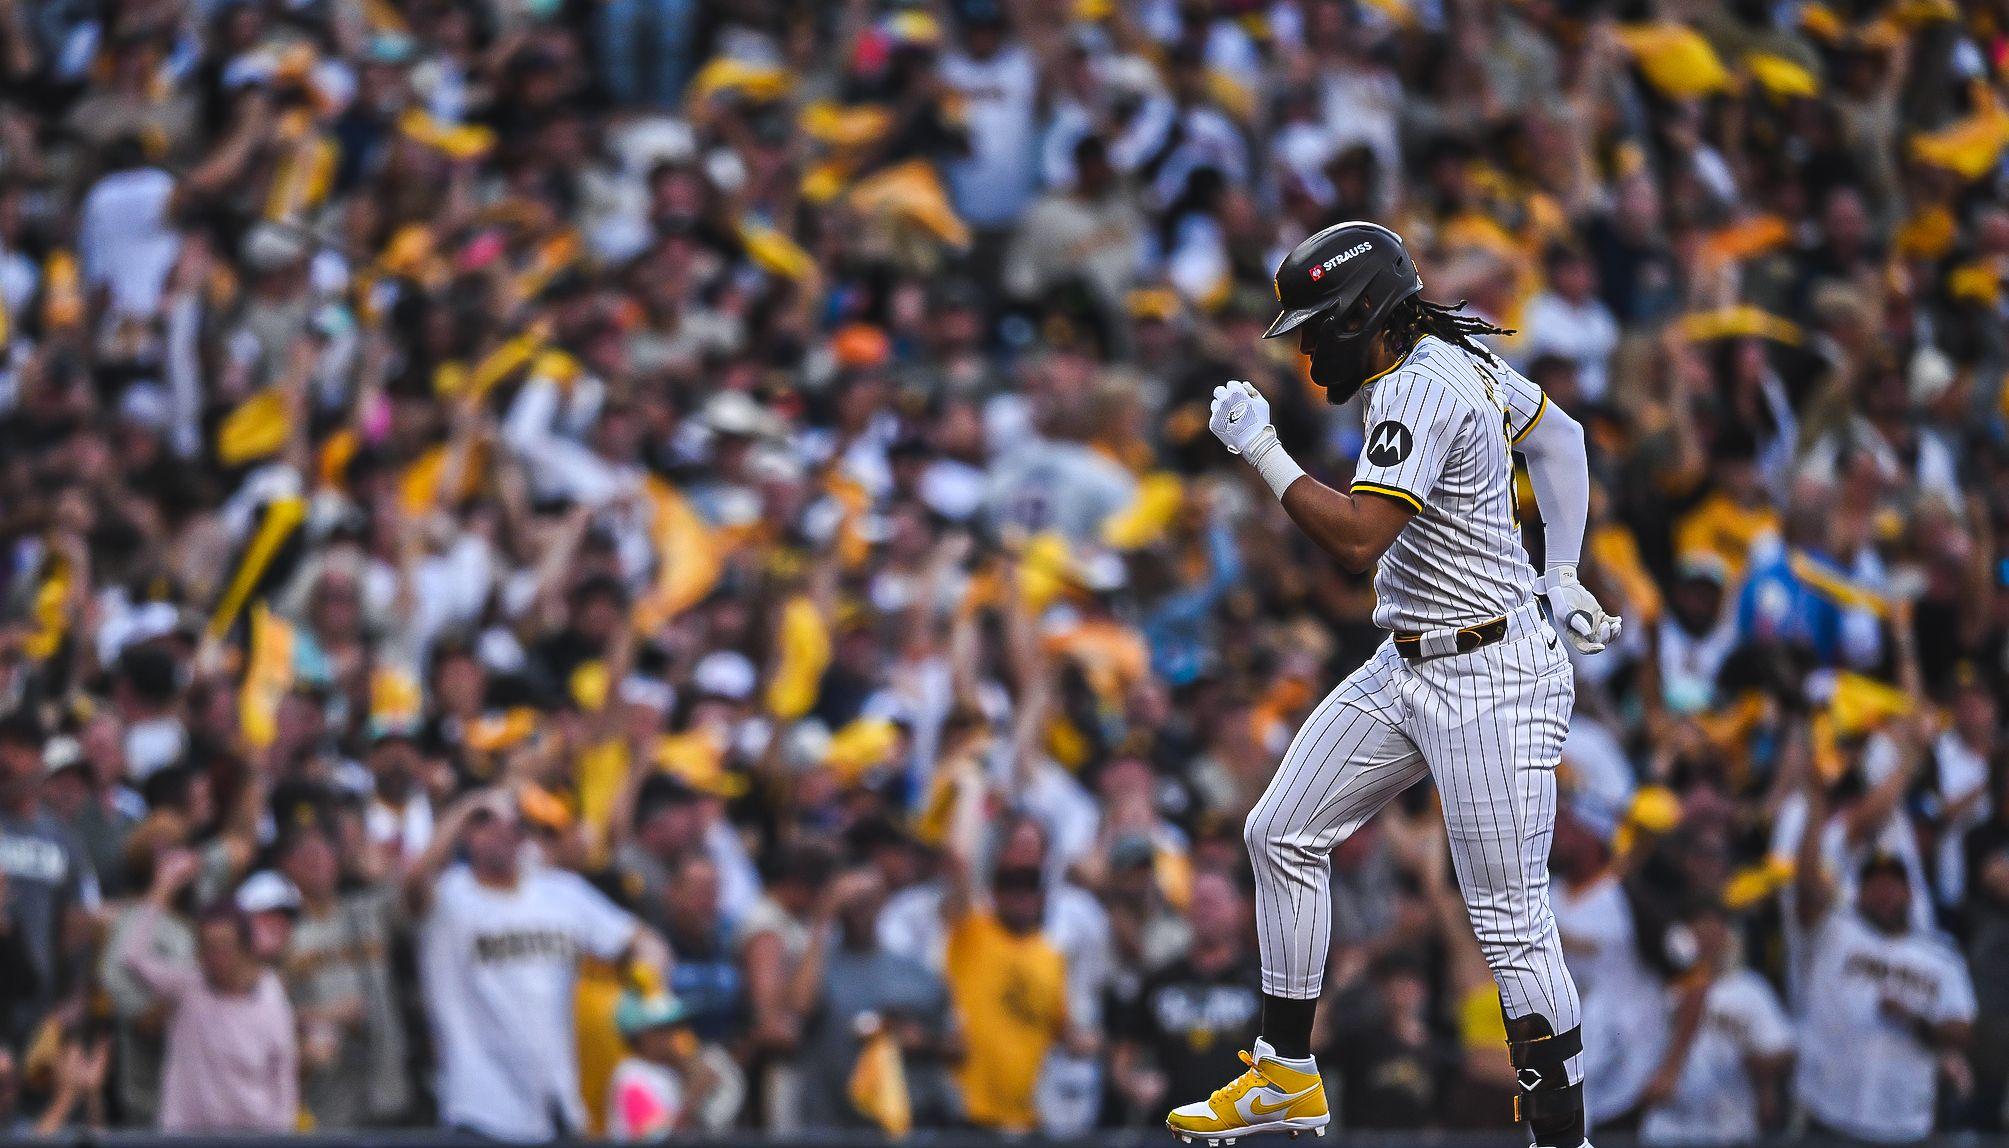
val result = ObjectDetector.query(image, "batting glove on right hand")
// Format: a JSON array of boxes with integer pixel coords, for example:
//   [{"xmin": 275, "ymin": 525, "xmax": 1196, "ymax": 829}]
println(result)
[
  {"xmin": 1538, "ymin": 564, "xmax": 1622, "ymax": 654},
  {"xmin": 1209, "ymin": 381, "xmax": 1279, "ymax": 459}
]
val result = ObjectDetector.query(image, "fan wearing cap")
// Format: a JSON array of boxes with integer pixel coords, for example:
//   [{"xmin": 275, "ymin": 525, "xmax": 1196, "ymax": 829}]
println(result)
[
  {"xmin": 116, "ymin": 848, "xmax": 298, "ymax": 1133},
  {"xmin": 1177, "ymin": 222, "xmax": 1620, "ymax": 1148},
  {"xmin": 404, "ymin": 785, "xmax": 674, "ymax": 1142},
  {"xmin": 1790, "ymin": 756, "xmax": 1974, "ymax": 1144}
]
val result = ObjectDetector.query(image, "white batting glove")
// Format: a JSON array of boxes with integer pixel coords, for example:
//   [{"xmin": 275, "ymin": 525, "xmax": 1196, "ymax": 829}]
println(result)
[
  {"xmin": 1209, "ymin": 380, "xmax": 1278, "ymax": 458},
  {"xmin": 1538, "ymin": 564, "xmax": 1622, "ymax": 654}
]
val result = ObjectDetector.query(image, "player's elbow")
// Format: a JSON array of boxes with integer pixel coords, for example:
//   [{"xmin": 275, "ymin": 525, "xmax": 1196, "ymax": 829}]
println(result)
[{"xmin": 1327, "ymin": 535, "xmax": 1388, "ymax": 574}]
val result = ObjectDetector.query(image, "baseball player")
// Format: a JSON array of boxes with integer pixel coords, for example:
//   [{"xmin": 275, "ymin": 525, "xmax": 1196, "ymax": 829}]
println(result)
[{"xmin": 1165, "ymin": 222, "xmax": 1619, "ymax": 1148}]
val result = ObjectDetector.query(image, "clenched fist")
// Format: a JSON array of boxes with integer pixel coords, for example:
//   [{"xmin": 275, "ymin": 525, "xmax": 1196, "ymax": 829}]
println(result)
[{"xmin": 1209, "ymin": 380, "xmax": 1278, "ymax": 459}]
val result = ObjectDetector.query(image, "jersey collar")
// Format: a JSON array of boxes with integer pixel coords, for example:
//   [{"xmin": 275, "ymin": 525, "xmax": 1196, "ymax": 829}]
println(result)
[{"xmin": 1361, "ymin": 335, "xmax": 1432, "ymax": 391}]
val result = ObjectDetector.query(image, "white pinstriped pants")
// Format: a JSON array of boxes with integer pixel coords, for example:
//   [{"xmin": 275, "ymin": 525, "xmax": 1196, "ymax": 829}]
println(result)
[{"xmin": 1245, "ymin": 600, "xmax": 1583, "ymax": 1054}]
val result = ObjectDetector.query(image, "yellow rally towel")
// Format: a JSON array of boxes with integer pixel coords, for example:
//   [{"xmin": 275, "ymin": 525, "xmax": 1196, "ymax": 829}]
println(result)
[
  {"xmin": 264, "ymin": 134, "xmax": 339, "ymax": 223},
  {"xmin": 632, "ymin": 477, "xmax": 724, "ymax": 632},
  {"xmin": 21, "ymin": 554, "xmax": 70, "ymax": 661},
  {"xmin": 1949, "ymin": 261, "xmax": 2002, "ymax": 306},
  {"xmin": 1828, "ymin": 671, "xmax": 1914, "ymax": 737},
  {"xmin": 1911, "ymin": 88, "xmax": 2009, "ymax": 180},
  {"xmin": 217, "ymin": 389, "xmax": 292, "ymax": 466},
  {"xmin": 1896, "ymin": 205, "xmax": 1959, "ymax": 261},
  {"xmin": 42, "ymin": 251, "xmax": 82, "ymax": 331},
  {"xmin": 848, "ymin": 160, "xmax": 972, "ymax": 249},
  {"xmin": 1787, "ymin": 550, "xmax": 1889, "ymax": 617},
  {"xmin": 1698, "ymin": 214, "xmax": 1792, "ymax": 272},
  {"xmin": 1745, "ymin": 52, "xmax": 1819, "ymax": 99},
  {"xmin": 209, "ymin": 497, "xmax": 307, "ymax": 639},
  {"xmin": 1615, "ymin": 23, "xmax": 1731, "ymax": 99},
  {"xmin": 849, "ymin": 1023, "xmax": 914, "ymax": 1138},
  {"xmin": 1723, "ymin": 857, "xmax": 1796, "ymax": 910},
  {"xmin": 436, "ymin": 329, "xmax": 546, "ymax": 400},
  {"xmin": 739, "ymin": 221, "xmax": 819, "ymax": 282},
  {"xmin": 825, "ymin": 717, "xmax": 903, "ymax": 784},
  {"xmin": 1675, "ymin": 305, "xmax": 1802, "ymax": 346},
  {"xmin": 688, "ymin": 58, "xmax": 793, "ymax": 106},
  {"xmin": 398, "ymin": 108, "xmax": 496, "ymax": 161},
  {"xmin": 239, "ymin": 605, "xmax": 296, "ymax": 749},
  {"xmin": 799, "ymin": 102, "xmax": 894, "ymax": 149},
  {"xmin": 370, "ymin": 665, "xmax": 424, "ymax": 729},
  {"xmin": 767, "ymin": 596, "xmax": 832, "ymax": 720},
  {"xmin": 574, "ymin": 958, "xmax": 625, "ymax": 1139},
  {"xmin": 653, "ymin": 729, "xmax": 747, "ymax": 798},
  {"xmin": 507, "ymin": 233, "xmax": 583, "ymax": 310},
  {"xmin": 465, "ymin": 707, "xmax": 538, "ymax": 754},
  {"xmin": 1102, "ymin": 473, "xmax": 1185, "ymax": 550},
  {"xmin": 398, "ymin": 441, "xmax": 490, "ymax": 514}
]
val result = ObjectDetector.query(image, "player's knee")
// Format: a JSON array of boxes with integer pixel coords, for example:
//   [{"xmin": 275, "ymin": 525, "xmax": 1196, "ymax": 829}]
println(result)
[
  {"xmin": 1242, "ymin": 807, "xmax": 1334, "ymax": 874},
  {"xmin": 1242, "ymin": 809, "xmax": 1272, "ymax": 864},
  {"xmin": 1242, "ymin": 808, "xmax": 1292, "ymax": 872},
  {"xmin": 1503, "ymin": 1013, "xmax": 1585, "ymax": 1148}
]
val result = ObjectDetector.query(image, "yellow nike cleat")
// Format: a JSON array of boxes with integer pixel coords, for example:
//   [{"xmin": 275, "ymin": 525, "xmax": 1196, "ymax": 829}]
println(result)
[{"xmin": 1165, "ymin": 1039, "xmax": 1330, "ymax": 1145}]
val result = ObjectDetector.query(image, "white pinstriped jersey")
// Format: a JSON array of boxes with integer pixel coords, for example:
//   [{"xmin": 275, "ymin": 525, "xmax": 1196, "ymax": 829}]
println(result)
[{"xmin": 1349, "ymin": 334, "xmax": 1549, "ymax": 632}]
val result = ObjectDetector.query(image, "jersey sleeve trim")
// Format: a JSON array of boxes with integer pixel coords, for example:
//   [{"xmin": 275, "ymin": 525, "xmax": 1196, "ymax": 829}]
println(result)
[
  {"xmin": 1350, "ymin": 481, "xmax": 1424, "ymax": 513},
  {"xmin": 1510, "ymin": 391, "xmax": 1549, "ymax": 444}
]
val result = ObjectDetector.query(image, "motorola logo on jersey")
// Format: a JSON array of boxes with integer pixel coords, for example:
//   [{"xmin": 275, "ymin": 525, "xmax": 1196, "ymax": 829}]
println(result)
[{"xmin": 1365, "ymin": 420, "xmax": 1412, "ymax": 466}]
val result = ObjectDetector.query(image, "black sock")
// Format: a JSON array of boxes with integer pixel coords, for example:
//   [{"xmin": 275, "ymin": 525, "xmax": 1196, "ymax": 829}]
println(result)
[{"xmin": 1259, "ymin": 993, "xmax": 1317, "ymax": 1060}]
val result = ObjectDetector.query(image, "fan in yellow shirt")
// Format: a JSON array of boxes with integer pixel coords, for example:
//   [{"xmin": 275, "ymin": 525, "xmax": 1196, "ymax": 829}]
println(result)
[{"xmin": 944, "ymin": 878, "xmax": 1071, "ymax": 1132}]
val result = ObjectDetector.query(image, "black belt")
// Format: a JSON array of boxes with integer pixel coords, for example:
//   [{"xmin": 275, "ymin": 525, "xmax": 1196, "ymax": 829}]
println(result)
[{"xmin": 1392, "ymin": 615, "xmax": 1509, "ymax": 661}]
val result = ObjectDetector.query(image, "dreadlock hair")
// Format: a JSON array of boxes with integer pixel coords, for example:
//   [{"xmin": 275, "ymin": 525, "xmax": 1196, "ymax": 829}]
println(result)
[{"xmin": 1383, "ymin": 296, "xmax": 1514, "ymax": 363}]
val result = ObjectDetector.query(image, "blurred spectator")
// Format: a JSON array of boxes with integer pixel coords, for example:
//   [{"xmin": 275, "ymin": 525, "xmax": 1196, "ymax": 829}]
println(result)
[
  {"xmin": 937, "ymin": 799, "xmax": 1097, "ymax": 1132},
  {"xmin": 117, "ymin": 849, "xmax": 297, "ymax": 1133},
  {"xmin": 792, "ymin": 865, "xmax": 959, "ymax": 1129},
  {"xmin": 1554, "ymin": 811, "xmax": 1670, "ymax": 1130},
  {"xmin": 1332, "ymin": 955, "xmax": 1457, "ymax": 1130},
  {"xmin": 0, "ymin": 713, "xmax": 98, "ymax": 1043},
  {"xmin": 605, "ymin": 989, "xmax": 744, "ymax": 1139},
  {"xmin": 408, "ymin": 788, "xmax": 671, "ymax": 1142},
  {"xmin": 1964, "ymin": 760, "xmax": 2009, "ymax": 1130},
  {"xmin": 1110, "ymin": 865, "xmax": 1259, "ymax": 1125},
  {"xmin": 658, "ymin": 852, "xmax": 746, "ymax": 1043},
  {"xmin": 1793, "ymin": 822, "xmax": 1975, "ymax": 1142},
  {"xmin": 1637, "ymin": 902, "xmax": 1795, "ymax": 1145},
  {"xmin": 1518, "ymin": 249, "xmax": 1620, "ymax": 403},
  {"xmin": 275, "ymin": 822, "xmax": 411, "ymax": 1128}
]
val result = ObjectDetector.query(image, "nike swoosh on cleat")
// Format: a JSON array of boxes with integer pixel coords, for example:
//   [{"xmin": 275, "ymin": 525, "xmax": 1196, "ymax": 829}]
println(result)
[{"xmin": 1248, "ymin": 1088, "xmax": 1319, "ymax": 1116}]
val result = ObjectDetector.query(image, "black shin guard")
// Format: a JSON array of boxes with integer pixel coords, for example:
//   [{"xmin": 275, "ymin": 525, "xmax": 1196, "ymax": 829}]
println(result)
[{"xmin": 1504, "ymin": 1014, "xmax": 1584, "ymax": 1148}]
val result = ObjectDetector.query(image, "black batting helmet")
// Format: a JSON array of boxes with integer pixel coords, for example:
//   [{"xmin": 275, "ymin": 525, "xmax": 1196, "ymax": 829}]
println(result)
[{"xmin": 1263, "ymin": 221, "xmax": 1422, "ymax": 341}]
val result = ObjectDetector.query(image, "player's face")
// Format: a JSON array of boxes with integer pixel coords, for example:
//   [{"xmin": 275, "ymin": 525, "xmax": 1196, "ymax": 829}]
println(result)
[{"xmin": 1301, "ymin": 297, "xmax": 1388, "ymax": 404}]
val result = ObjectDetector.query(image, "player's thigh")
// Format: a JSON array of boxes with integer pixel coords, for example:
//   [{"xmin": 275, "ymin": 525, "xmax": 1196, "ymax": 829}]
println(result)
[
  {"xmin": 1247, "ymin": 650, "xmax": 1427, "ymax": 852},
  {"xmin": 1404, "ymin": 634, "xmax": 1573, "ymax": 862}
]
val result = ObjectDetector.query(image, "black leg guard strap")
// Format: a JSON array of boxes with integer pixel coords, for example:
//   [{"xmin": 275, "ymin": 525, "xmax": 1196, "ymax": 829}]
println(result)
[{"xmin": 1504, "ymin": 1015, "xmax": 1585, "ymax": 1148}]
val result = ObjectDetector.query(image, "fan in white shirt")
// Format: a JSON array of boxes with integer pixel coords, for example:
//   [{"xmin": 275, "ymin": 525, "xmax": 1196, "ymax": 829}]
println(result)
[
  {"xmin": 406, "ymin": 789, "xmax": 673, "ymax": 1143},
  {"xmin": 1516, "ymin": 249, "xmax": 1619, "ymax": 402},
  {"xmin": 1639, "ymin": 905, "xmax": 1794, "ymax": 1145},
  {"xmin": 1789, "ymin": 774, "xmax": 1975, "ymax": 1144}
]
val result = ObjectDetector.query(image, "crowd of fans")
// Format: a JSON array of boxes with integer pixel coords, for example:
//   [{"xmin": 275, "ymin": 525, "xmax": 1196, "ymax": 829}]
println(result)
[{"xmin": 0, "ymin": 0, "xmax": 2006, "ymax": 1141}]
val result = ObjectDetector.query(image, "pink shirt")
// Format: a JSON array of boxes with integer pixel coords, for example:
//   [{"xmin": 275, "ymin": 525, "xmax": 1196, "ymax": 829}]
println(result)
[{"xmin": 119, "ymin": 906, "xmax": 298, "ymax": 1132}]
